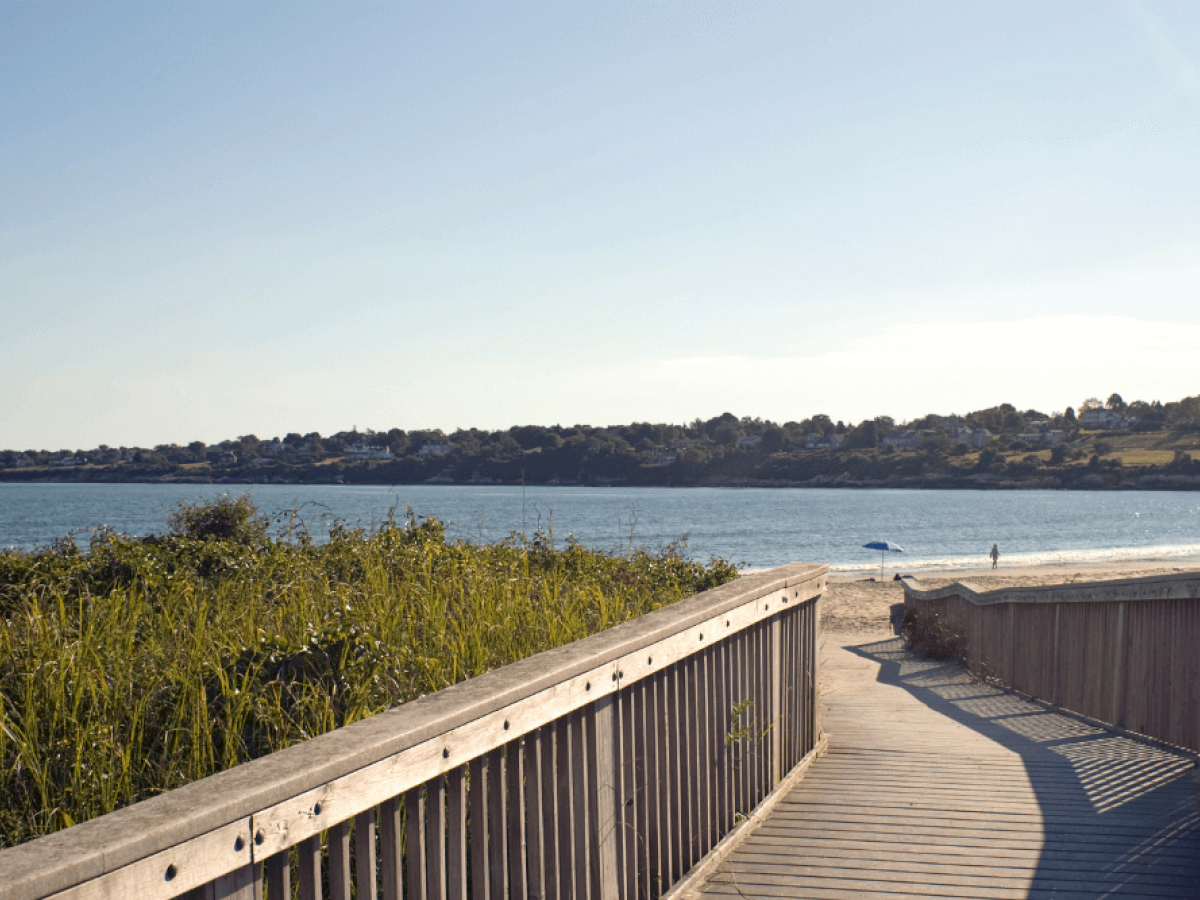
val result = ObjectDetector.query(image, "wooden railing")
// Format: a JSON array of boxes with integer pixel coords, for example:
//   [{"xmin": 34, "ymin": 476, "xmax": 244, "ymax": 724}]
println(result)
[
  {"xmin": 2, "ymin": 562, "xmax": 827, "ymax": 900},
  {"xmin": 902, "ymin": 571, "xmax": 1200, "ymax": 753}
]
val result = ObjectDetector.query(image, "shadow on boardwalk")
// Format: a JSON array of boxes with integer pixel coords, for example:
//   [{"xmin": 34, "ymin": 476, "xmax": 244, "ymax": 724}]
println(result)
[
  {"xmin": 847, "ymin": 637, "xmax": 1200, "ymax": 898},
  {"xmin": 699, "ymin": 634, "xmax": 1199, "ymax": 900}
]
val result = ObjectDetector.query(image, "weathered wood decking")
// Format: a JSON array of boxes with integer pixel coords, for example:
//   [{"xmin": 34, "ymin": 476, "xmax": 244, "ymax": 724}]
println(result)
[{"xmin": 696, "ymin": 633, "xmax": 1200, "ymax": 900}]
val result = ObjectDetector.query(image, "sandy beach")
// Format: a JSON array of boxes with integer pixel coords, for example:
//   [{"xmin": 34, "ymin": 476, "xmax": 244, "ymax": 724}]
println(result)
[{"xmin": 821, "ymin": 559, "xmax": 1200, "ymax": 636}]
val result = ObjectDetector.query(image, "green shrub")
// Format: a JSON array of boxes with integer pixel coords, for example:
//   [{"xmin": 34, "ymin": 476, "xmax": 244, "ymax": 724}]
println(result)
[
  {"xmin": 903, "ymin": 607, "xmax": 965, "ymax": 660},
  {"xmin": 166, "ymin": 492, "xmax": 267, "ymax": 544}
]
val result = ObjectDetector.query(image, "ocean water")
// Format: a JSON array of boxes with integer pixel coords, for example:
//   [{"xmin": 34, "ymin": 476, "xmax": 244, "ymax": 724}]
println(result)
[{"xmin": 1, "ymin": 483, "xmax": 1197, "ymax": 573}]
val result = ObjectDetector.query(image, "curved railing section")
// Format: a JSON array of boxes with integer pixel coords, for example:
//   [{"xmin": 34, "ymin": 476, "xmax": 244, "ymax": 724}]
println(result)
[
  {"xmin": 902, "ymin": 571, "xmax": 1200, "ymax": 753},
  {"xmin": 2, "ymin": 562, "xmax": 827, "ymax": 900}
]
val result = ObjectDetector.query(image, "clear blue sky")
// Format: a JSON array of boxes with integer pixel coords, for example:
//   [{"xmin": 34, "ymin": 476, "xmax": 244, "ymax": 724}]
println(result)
[{"xmin": 3, "ymin": 2, "xmax": 1199, "ymax": 450}]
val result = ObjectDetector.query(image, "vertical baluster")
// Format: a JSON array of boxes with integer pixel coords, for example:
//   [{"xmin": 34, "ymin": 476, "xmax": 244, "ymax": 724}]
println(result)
[
  {"xmin": 758, "ymin": 622, "xmax": 770, "ymax": 799},
  {"xmin": 755, "ymin": 620, "xmax": 769, "ymax": 801},
  {"xmin": 806, "ymin": 603, "xmax": 814, "ymax": 744},
  {"xmin": 205, "ymin": 862, "xmax": 262, "ymax": 900},
  {"xmin": 652, "ymin": 671, "xmax": 671, "ymax": 893},
  {"xmin": 714, "ymin": 631, "xmax": 730, "ymax": 838},
  {"xmin": 783, "ymin": 612, "xmax": 796, "ymax": 766},
  {"xmin": 298, "ymin": 833, "xmax": 322, "ymax": 900},
  {"xmin": 266, "ymin": 851, "xmax": 290, "ymax": 900},
  {"xmin": 571, "ymin": 709, "xmax": 592, "ymax": 900},
  {"xmin": 506, "ymin": 738, "xmax": 528, "ymax": 900},
  {"xmin": 555, "ymin": 716, "xmax": 574, "ymax": 900},
  {"xmin": 427, "ymin": 776, "xmax": 447, "ymax": 900},
  {"xmin": 682, "ymin": 658, "xmax": 700, "ymax": 872},
  {"xmin": 617, "ymin": 689, "xmax": 637, "ymax": 900},
  {"xmin": 748, "ymin": 624, "xmax": 758, "ymax": 806},
  {"xmin": 380, "ymin": 795, "xmax": 404, "ymax": 900},
  {"xmin": 798, "ymin": 608, "xmax": 808, "ymax": 755},
  {"xmin": 743, "ymin": 627, "xmax": 755, "ymax": 814},
  {"xmin": 447, "ymin": 767, "xmax": 468, "ymax": 900},
  {"xmin": 797, "ymin": 608, "xmax": 807, "ymax": 757},
  {"xmin": 540, "ymin": 725, "xmax": 561, "ymax": 900},
  {"xmin": 407, "ymin": 787, "xmax": 428, "ymax": 900},
  {"xmin": 812, "ymin": 598, "xmax": 821, "ymax": 743},
  {"xmin": 693, "ymin": 650, "xmax": 711, "ymax": 861},
  {"xmin": 329, "ymin": 820, "xmax": 352, "ymax": 900},
  {"xmin": 795, "ymin": 610, "xmax": 804, "ymax": 760},
  {"xmin": 633, "ymin": 680, "xmax": 652, "ymax": 900},
  {"xmin": 670, "ymin": 665, "xmax": 687, "ymax": 883},
  {"xmin": 770, "ymin": 614, "xmax": 783, "ymax": 786},
  {"xmin": 469, "ymin": 757, "xmax": 490, "ymax": 900},
  {"xmin": 487, "ymin": 747, "xmax": 508, "ymax": 900},
  {"xmin": 732, "ymin": 630, "xmax": 744, "ymax": 827},
  {"xmin": 356, "ymin": 808, "xmax": 379, "ymax": 900},
  {"xmin": 593, "ymin": 696, "xmax": 620, "ymax": 900},
  {"xmin": 524, "ymin": 730, "xmax": 546, "ymax": 900}
]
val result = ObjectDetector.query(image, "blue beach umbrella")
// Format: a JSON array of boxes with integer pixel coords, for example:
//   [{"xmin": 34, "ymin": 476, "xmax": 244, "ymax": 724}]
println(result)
[{"xmin": 863, "ymin": 541, "xmax": 904, "ymax": 580}]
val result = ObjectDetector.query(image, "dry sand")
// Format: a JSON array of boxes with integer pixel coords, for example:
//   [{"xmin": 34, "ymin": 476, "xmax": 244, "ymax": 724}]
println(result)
[{"xmin": 821, "ymin": 559, "xmax": 1200, "ymax": 637}]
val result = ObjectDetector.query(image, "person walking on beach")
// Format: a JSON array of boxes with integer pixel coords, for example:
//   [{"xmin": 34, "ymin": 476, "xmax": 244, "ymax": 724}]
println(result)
[{"xmin": 990, "ymin": 544, "xmax": 1000, "ymax": 569}]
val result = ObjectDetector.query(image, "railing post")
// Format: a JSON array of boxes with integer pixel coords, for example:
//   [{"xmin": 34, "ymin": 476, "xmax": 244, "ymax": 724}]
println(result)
[
  {"xmin": 1051, "ymin": 604, "xmax": 1060, "ymax": 706},
  {"xmin": 593, "ymin": 693, "xmax": 620, "ymax": 899},
  {"xmin": 1111, "ymin": 601, "xmax": 1126, "ymax": 727},
  {"xmin": 770, "ymin": 614, "xmax": 783, "ymax": 785},
  {"xmin": 204, "ymin": 862, "xmax": 261, "ymax": 900}
]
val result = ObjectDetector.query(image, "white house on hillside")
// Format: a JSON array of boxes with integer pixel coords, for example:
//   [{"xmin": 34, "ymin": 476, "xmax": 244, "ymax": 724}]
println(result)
[
  {"xmin": 346, "ymin": 442, "xmax": 393, "ymax": 461},
  {"xmin": 805, "ymin": 433, "xmax": 843, "ymax": 450},
  {"xmin": 881, "ymin": 430, "xmax": 923, "ymax": 450},
  {"xmin": 952, "ymin": 426, "xmax": 993, "ymax": 449},
  {"xmin": 1079, "ymin": 408, "xmax": 1132, "ymax": 430}
]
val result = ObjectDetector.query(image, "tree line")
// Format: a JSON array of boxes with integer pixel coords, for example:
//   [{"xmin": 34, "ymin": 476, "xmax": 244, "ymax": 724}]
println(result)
[{"xmin": 4, "ymin": 393, "xmax": 1199, "ymax": 490}]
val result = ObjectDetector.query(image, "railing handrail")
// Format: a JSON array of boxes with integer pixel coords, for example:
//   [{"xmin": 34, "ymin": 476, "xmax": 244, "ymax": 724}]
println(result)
[
  {"xmin": 902, "ymin": 570, "xmax": 1200, "ymax": 607},
  {"xmin": 2, "ymin": 562, "xmax": 827, "ymax": 900}
]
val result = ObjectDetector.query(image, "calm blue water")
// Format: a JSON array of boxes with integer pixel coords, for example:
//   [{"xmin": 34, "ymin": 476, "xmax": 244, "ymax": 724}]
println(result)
[{"xmin": 1, "ymin": 483, "xmax": 1198, "ymax": 573}]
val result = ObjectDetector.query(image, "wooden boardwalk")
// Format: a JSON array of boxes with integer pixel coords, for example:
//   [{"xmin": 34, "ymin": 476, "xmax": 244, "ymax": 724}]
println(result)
[{"xmin": 696, "ymin": 633, "xmax": 1200, "ymax": 900}]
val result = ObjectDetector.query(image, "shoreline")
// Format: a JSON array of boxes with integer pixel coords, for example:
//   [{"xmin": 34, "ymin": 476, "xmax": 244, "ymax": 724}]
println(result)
[
  {"xmin": 830, "ymin": 555, "xmax": 1200, "ymax": 583},
  {"xmin": 821, "ymin": 557, "xmax": 1200, "ymax": 636}
]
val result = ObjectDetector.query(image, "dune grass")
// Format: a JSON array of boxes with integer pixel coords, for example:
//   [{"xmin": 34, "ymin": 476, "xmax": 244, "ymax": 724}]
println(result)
[{"xmin": 0, "ymin": 496, "xmax": 737, "ymax": 848}]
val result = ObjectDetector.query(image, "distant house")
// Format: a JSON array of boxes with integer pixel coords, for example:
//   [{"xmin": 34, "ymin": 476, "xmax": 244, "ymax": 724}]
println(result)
[
  {"xmin": 1019, "ymin": 431, "xmax": 1065, "ymax": 447},
  {"xmin": 646, "ymin": 450, "xmax": 678, "ymax": 467},
  {"xmin": 735, "ymin": 434, "xmax": 762, "ymax": 450},
  {"xmin": 881, "ymin": 430, "xmax": 922, "ymax": 450},
  {"xmin": 347, "ymin": 442, "xmax": 394, "ymax": 461},
  {"xmin": 952, "ymin": 426, "xmax": 993, "ymax": 449},
  {"xmin": 50, "ymin": 455, "xmax": 84, "ymax": 467},
  {"xmin": 416, "ymin": 442, "xmax": 453, "ymax": 458},
  {"xmin": 261, "ymin": 439, "xmax": 287, "ymax": 455},
  {"xmin": 804, "ymin": 433, "xmax": 843, "ymax": 450},
  {"xmin": 14, "ymin": 454, "xmax": 34, "ymax": 467},
  {"xmin": 1079, "ymin": 408, "xmax": 1131, "ymax": 430}
]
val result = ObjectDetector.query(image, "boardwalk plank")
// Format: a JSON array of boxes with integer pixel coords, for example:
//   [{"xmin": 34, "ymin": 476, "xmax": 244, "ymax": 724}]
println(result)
[
  {"xmin": 695, "ymin": 632, "xmax": 1200, "ymax": 900},
  {"xmin": 710, "ymin": 863, "xmax": 1194, "ymax": 896}
]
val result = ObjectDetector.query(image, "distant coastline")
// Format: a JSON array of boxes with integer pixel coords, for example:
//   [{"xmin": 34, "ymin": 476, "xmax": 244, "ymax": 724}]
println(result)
[{"xmin": 5, "ymin": 400, "xmax": 1200, "ymax": 491}]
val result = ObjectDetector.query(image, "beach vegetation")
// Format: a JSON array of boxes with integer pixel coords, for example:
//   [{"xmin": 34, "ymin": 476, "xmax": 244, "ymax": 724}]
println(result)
[{"xmin": 0, "ymin": 497, "xmax": 738, "ymax": 848}]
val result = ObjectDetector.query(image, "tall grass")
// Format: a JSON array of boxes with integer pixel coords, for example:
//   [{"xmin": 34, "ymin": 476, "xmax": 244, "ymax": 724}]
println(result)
[{"xmin": 0, "ymin": 498, "xmax": 737, "ymax": 848}]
